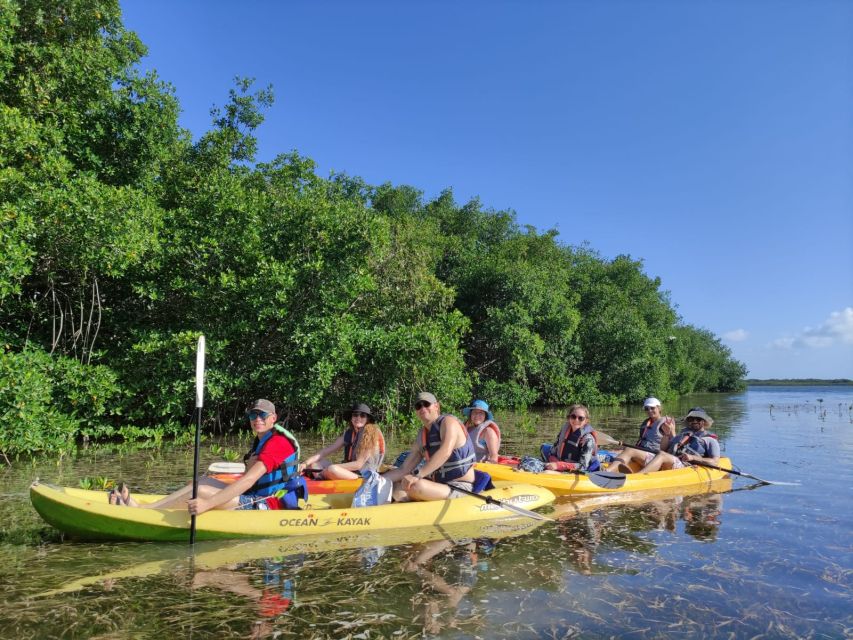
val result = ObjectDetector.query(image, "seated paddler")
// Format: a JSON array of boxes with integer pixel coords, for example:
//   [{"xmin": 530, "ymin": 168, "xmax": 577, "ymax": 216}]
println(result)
[
  {"xmin": 299, "ymin": 402, "xmax": 386, "ymax": 480},
  {"xmin": 540, "ymin": 404, "xmax": 601, "ymax": 473},
  {"xmin": 109, "ymin": 399, "xmax": 305, "ymax": 513},
  {"xmin": 640, "ymin": 407, "xmax": 720, "ymax": 474},
  {"xmin": 384, "ymin": 392, "xmax": 477, "ymax": 501},
  {"xmin": 609, "ymin": 396, "xmax": 676, "ymax": 473},
  {"xmin": 463, "ymin": 399, "xmax": 501, "ymax": 463}
]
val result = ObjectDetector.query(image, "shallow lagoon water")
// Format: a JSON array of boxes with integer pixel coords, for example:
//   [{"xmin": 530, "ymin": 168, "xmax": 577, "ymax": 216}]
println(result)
[{"xmin": 1, "ymin": 386, "xmax": 851, "ymax": 638}]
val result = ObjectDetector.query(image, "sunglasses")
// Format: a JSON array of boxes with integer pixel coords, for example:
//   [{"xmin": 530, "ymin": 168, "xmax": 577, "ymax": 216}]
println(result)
[
  {"xmin": 247, "ymin": 410, "xmax": 271, "ymax": 421},
  {"xmin": 414, "ymin": 401, "xmax": 432, "ymax": 410},
  {"xmin": 568, "ymin": 413, "xmax": 587, "ymax": 421},
  {"xmin": 644, "ymin": 406, "xmax": 659, "ymax": 411},
  {"xmin": 351, "ymin": 411, "xmax": 368, "ymax": 418},
  {"xmin": 687, "ymin": 417, "xmax": 704, "ymax": 424}
]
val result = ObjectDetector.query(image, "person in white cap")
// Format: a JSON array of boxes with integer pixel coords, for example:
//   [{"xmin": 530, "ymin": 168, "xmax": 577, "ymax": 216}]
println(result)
[
  {"xmin": 609, "ymin": 397, "xmax": 676, "ymax": 473},
  {"xmin": 640, "ymin": 407, "xmax": 720, "ymax": 473}
]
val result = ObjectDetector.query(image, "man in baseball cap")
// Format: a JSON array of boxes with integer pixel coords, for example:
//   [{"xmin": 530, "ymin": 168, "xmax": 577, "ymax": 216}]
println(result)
[{"xmin": 384, "ymin": 392, "xmax": 476, "ymax": 501}]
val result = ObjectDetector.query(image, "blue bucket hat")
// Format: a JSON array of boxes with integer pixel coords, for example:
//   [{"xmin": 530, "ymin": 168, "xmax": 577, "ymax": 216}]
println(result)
[{"xmin": 462, "ymin": 399, "xmax": 493, "ymax": 421}]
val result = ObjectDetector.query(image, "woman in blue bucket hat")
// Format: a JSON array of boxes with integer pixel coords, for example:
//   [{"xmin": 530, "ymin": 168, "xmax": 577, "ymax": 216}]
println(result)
[{"xmin": 462, "ymin": 399, "xmax": 501, "ymax": 463}]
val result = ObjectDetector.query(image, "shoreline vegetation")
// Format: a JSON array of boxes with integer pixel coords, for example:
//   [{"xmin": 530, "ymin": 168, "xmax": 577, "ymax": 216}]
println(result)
[
  {"xmin": 0, "ymin": 0, "xmax": 746, "ymax": 460},
  {"xmin": 746, "ymin": 379, "xmax": 853, "ymax": 386}
]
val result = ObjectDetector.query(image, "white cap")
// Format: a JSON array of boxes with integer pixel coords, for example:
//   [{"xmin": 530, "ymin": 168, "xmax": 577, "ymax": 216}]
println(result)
[{"xmin": 643, "ymin": 397, "xmax": 662, "ymax": 408}]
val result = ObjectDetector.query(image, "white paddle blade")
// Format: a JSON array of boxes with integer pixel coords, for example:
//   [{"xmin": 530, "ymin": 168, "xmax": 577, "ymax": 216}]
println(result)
[
  {"xmin": 195, "ymin": 335, "xmax": 206, "ymax": 408},
  {"xmin": 208, "ymin": 461, "xmax": 246, "ymax": 474}
]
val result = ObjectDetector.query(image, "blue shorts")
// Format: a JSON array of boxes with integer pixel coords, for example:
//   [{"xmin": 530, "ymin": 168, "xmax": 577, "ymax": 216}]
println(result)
[{"xmin": 237, "ymin": 494, "xmax": 270, "ymax": 510}]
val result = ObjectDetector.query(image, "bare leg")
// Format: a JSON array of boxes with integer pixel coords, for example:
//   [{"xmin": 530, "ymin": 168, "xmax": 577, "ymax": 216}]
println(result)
[
  {"xmin": 321, "ymin": 464, "xmax": 360, "ymax": 480},
  {"xmin": 126, "ymin": 477, "xmax": 227, "ymax": 509},
  {"xmin": 640, "ymin": 452, "xmax": 679, "ymax": 474},
  {"xmin": 609, "ymin": 449, "xmax": 651, "ymax": 474},
  {"xmin": 407, "ymin": 478, "xmax": 453, "ymax": 501}
]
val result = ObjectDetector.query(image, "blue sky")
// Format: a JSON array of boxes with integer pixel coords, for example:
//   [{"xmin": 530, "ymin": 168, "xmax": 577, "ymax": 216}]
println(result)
[{"xmin": 121, "ymin": 1, "xmax": 852, "ymax": 379}]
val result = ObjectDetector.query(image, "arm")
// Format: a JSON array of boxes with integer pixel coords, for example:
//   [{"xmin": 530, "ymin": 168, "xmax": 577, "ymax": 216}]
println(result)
[
  {"xmin": 683, "ymin": 438, "xmax": 720, "ymax": 465},
  {"xmin": 188, "ymin": 461, "xmax": 267, "ymax": 515},
  {"xmin": 383, "ymin": 441, "xmax": 422, "ymax": 483},
  {"xmin": 301, "ymin": 434, "xmax": 346, "ymax": 469},
  {"xmin": 484, "ymin": 426, "xmax": 500, "ymax": 464},
  {"xmin": 577, "ymin": 435, "xmax": 596, "ymax": 472}
]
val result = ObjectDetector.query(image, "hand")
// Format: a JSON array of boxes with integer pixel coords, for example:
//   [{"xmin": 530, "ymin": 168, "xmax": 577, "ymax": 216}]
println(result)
[
  {"xmin": 402, "ymin": 474, "xmax": 419, "ymax": 491},
  {"xmin": 662, "ymin": 417, "xmax": 676, "ymax": 437},
  {"xmin": 187, "ymin": 497, "xmax": 212, "ymax": 516},
  {"xmin": 297, "ymin": 463, "xmax": 305, "ymax": 474}
]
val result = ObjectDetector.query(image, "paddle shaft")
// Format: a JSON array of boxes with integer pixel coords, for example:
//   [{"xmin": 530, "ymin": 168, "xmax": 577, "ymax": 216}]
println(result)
[
  {"xmin": 449, "ymin": 484, "xmax": 553, "ymax": 521},
  {"xmin": 190, "ymin": 335, "xmax": 206, "ymax": 545},
  {"xmin": 617, "ymin": 442, "xmax": 781, "ymax": 485}
]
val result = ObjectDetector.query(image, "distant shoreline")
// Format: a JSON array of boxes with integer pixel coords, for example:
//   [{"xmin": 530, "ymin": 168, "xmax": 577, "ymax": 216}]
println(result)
[{"xmin": 746, "ymin": 378, "xmax": 853, "ymax": 386}]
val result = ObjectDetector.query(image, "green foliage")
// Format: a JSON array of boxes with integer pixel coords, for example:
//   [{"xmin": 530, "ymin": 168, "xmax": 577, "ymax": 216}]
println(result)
[
  {"xmin": 0, "ymin": 0, "xmax": 748, "ymax": 459},
  {"xmin": 209, "ymin": 444, "xmax": 241, "ymax": 462},
  {"xmin": 0, "ymin": 344, "xmax": 120, "ymax": 457}
]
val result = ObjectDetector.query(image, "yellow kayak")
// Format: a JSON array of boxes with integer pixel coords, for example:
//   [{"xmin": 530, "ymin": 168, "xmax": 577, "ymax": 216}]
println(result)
[
  {"xmin": 30, "ymin": 481, "xmax": 555, "ymax": 541},
  {"xmin": 475, "ymin": 457, "xmax": 733, "ymax": 495}
]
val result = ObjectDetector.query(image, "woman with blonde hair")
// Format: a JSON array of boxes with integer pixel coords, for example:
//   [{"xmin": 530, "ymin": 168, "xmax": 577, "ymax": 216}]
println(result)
[{"xmin": 540, "ymin": 404, "xmax": 600, "ymax": 472}]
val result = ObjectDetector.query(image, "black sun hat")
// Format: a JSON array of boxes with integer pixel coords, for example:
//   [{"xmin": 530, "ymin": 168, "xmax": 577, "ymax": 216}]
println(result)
[{"xmin": 343, "ymin": 402, "xmax": 375, "ymax": 422}]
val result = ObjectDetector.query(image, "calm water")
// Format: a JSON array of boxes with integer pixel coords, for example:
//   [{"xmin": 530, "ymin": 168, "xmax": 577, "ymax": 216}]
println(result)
[{"xmin": 1, "ymin": 386, "xmax": 851, "ymax": 639}]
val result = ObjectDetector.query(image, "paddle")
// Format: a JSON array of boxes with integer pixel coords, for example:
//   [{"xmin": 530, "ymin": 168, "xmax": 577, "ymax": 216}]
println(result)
[
  {"xmin": 448, "ymin": 484, "xmax": 553, "ymax": 521},
  {"xmin": 189, "ymin": 335, "xmax": 205, "ymax": 545},
  {"xmin": 687, "ymin": 459, "xmax": 800, "ymax": 486},
  {"xmin": 571, "ymin": 469, "xmax": 627, "ymax": 489},
  {"xmin": 617, "ymin": 443, "xmax": 798, "ymax": 486}
]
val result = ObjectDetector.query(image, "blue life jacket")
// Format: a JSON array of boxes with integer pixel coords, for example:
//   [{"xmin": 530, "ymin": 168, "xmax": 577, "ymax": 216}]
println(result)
[
  {"xmin": 551, "ymin": 423, "xmax": 601, "ymax": 471},
  {"xmin": 419, "ymin": 414, "xmax": 476, "ymax": 483},
  {"xmin": 667, "ymin": 429, "xmax": 717, "ymax": 457},
  {"xmin": 342, "ymin": 426, "xmax": 359, "ymax": 462},
  {"xmin": 244, "ymin": 425, "xmax": 301, "ymax": 502}
]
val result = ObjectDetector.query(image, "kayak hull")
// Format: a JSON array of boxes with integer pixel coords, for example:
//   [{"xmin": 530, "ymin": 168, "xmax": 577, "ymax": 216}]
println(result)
[
  {"xmin": 29, "ymin": 481, "xmax": 555, "ymax": 542},
  {"xmin": 475, "ymin": 457, "xmax": 734, "ymax": 495}
]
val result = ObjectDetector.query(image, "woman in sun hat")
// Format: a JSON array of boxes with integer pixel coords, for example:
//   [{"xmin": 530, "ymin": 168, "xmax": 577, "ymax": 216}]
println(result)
[
  {"xmin": 300, "ymin": 402, "xmax": 386, "ymax": 480},
  {"xmin": 640, "ymin": 407, "xmax": 720, "ymax": 473},
  {"xmin": 463, "ymin": 399, "xmax": 501, "ymax": 463},
  {"xmin": 609, "ymin": 397, "xmax": 677, "ymax": 473}
]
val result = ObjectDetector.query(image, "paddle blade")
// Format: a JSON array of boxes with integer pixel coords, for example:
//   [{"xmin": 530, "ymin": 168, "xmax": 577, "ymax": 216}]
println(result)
[
  {"xmin": 195, "ymin": 335, "xmax": 205, "ymax": 408},
  {"xmin": 594, "ymin": 430, "xmax": 620, "ymax": 446},
  {"xmin": 585, "ymin": 470, "xmax": 627, "ymax": 489}
]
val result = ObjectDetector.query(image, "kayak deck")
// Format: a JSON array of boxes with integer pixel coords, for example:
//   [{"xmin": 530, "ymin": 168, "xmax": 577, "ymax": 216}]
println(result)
[
  {"xmin": 476, "ymin": 457, "xmax": 733, "ymax": 495},
  {"xmin": 29, "ymin": 481, "xmax": 555, "ymax": 542}
]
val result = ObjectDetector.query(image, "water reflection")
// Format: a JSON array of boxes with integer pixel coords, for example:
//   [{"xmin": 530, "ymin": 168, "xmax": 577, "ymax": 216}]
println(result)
[
  {"xmin": 192, "ymin": 555, "xmax": 302, "ymax": 639},
  {"xmin": 404, "ymin": 537, "xmax": 494, "ymax": 636},
  {"xmin": 549, "ymin": 479, "xmax": 733, "ymax": 575}
]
